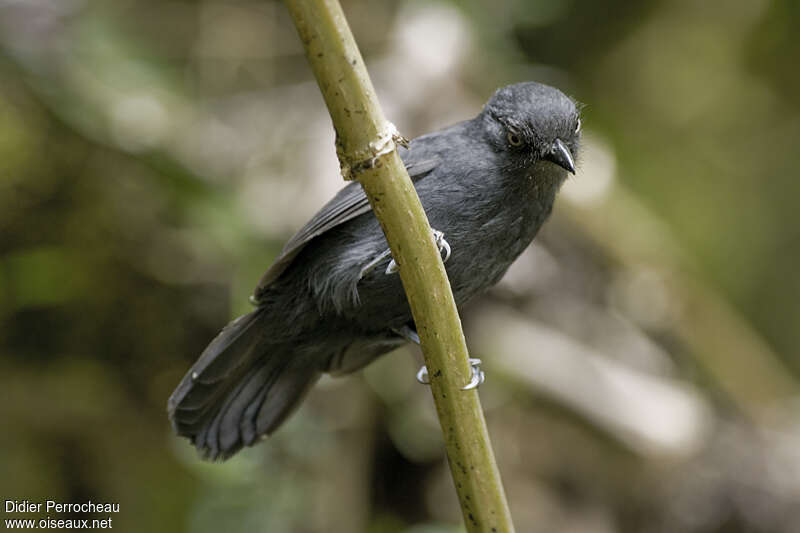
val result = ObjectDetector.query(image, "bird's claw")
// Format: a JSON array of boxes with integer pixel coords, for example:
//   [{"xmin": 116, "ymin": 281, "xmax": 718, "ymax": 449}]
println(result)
[
  {"xmin": 432, "ymin": 229, "xmax": 452, "ymax": 263},
  {"xmin": 416, "ymin": 365, "xmax": 430, "ymax": 384},
  {"xmin": 462, "ymin": 358, "xmax": 485, "ymax": 390},
  {"xmin": 386, "ymin": 228, "xmax": 451, "ymax": 275},
  {"xmin": 416, "ymin": 358, "xmax": 485, "ymax": 389}
]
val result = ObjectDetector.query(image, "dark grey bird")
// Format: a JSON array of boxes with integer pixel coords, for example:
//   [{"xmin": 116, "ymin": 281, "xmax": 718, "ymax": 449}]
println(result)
[{"xmin": 168, "ymin": 81, "xmax": 582, "ymax": 459}]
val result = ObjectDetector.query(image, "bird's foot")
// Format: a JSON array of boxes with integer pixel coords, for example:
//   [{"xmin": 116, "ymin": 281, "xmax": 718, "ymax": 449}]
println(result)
[
  {"xmin": 462, "ymin": 358, "xmax": 486, "ymax": 390},
  {"xmin": 416, "ymin": 365, "xmax": 431, "ymax": 384},
  {"xmin": 416, "ymin": 358, "xmax": 485, "ymax": 390},
  {"xmin": 432, "ymin": 228, "xmax": 452, "ymax": 263},
  {"xmin": 392, "ymin": 325, "xmax": 420, "ymax": 345},
  {"xmin": 386, "ymin": 228, "xmax": 451, "ymax": 274},
  {"xmin": 358, "ymin": 248, "xmax": 393, "ymax": 280}
]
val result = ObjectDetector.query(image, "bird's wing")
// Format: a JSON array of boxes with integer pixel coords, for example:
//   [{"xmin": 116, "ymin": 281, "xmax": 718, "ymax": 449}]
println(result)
[{"xmin": 254, "ymin": 152, "xmax": 439, "ymax": 293}]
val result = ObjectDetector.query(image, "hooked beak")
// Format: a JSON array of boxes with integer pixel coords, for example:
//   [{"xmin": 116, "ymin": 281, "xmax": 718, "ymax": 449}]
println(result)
[{"xmin": 544, "ymin": 138, "xmax": 575, "ymax": 174}]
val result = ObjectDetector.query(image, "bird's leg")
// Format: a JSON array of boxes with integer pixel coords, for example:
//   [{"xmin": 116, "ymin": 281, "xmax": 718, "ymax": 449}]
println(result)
[
  {"xmin": 385, "ymin": 228, "xmax": 451, "ymax": 275},
  {"xmin": 358, "ymin": 248, "xmax": 393, "ymax": 280},
  {"xmin": 392, "ymin": 324, "xmax": 420, "ymax": 345},
  {"xmin": 393, "ymin": 324, "xmax": 485, "ymax": 390}
]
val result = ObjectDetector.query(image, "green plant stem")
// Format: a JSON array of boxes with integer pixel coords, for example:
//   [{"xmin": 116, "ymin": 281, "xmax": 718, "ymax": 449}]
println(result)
[{"xmin": 283, "ymin": 0, "xmax": 515, "ymax": 531}]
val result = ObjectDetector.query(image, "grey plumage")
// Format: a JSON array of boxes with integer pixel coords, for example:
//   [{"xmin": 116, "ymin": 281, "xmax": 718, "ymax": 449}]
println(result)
[{"xmin": 168, "ymin": 81, "xmax": 582, "ymax": 459}]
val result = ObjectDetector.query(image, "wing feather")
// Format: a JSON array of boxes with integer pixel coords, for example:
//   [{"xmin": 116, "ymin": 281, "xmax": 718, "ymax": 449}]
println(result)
[{"xmin": 254, "ymin": 155, "xmax": 438, "ymax": 292}]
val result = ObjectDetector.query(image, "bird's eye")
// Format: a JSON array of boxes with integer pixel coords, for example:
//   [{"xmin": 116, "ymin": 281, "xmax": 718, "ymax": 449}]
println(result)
[
  {"xmin": 507, "ymin": 132, "xmax": 523, "ymax": 147},
  {"xmin": 575, "ymin": 118, "xmax": 582, "ymax": 134}
]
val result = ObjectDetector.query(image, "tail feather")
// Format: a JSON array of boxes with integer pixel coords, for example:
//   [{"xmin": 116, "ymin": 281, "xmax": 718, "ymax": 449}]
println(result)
[
  {"xmin": 254, "ymin": 355, "xmax": 320, "ymax": 435},
  {"xmin": 195, "ymin": 362, "xmax": 266, "ymax": 456},
  {"xmin": 168, "ymin": 308, "xmax": 322, "ymax": 460},
  {"xmin": 168, "ymin": 312, "xmax": 265, "ymax": 436}
]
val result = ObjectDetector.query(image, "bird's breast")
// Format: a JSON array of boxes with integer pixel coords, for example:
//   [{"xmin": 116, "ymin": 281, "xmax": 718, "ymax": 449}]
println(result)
[{"xmin": 437, "ymin": 169, "xmax": 564, "ymax": 305}]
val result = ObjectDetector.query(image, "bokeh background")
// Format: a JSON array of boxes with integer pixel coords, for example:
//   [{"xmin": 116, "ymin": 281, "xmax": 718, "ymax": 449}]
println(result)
[{"xmin": 2, "ymin": 0, "xmax": 799, "ymax": 531}]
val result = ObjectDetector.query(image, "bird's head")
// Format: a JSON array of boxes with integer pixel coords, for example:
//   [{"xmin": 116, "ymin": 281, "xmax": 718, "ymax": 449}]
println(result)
[{"xmin": 482, "ymin": 82, "xmax": 581, "ymax": 175}]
